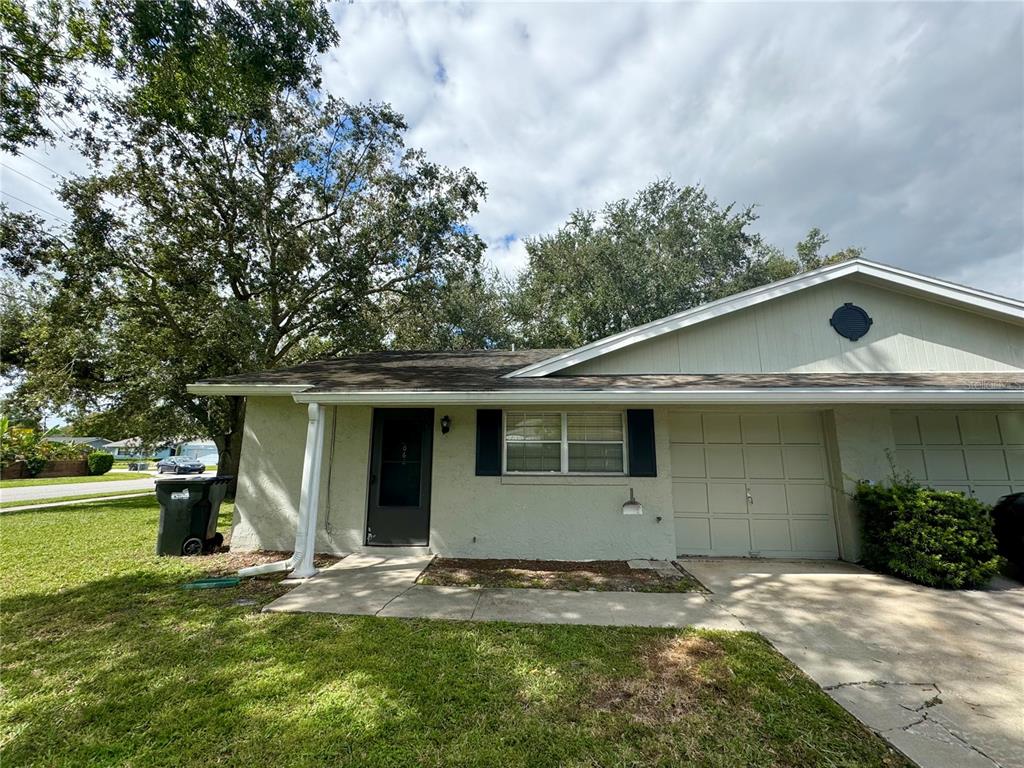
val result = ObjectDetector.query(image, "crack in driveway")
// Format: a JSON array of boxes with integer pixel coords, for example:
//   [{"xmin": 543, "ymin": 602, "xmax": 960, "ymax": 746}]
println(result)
[
  {"xmin": 822, "ymin": 679, "xmax": 1002, "ymax": 766},
  {"xmin": 682, "ymin": 560, "xmax": 1021, "ymax": 768}
]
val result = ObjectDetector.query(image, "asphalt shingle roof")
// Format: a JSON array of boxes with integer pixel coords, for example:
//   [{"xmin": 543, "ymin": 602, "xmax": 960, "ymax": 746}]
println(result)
[{"xmin": 193, "ymin": 350, "xmax": 1024, "ymax": 392}]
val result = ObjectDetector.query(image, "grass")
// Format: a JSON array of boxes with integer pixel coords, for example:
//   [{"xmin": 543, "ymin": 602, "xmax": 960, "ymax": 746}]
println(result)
[
  {"xmin": 0, "ymin": 472, "xmax": 149, "ymax": 489},
  {"xmin": 0, "ymin": 497, "xmax": 911, "ymax": 768},
  {"xmin": 419, "ymin": 557, "xmax": 704, "ymax": 593},
  {"xmin": 0, "ymin": 489, "xmax": 153, "ymax": 510}
]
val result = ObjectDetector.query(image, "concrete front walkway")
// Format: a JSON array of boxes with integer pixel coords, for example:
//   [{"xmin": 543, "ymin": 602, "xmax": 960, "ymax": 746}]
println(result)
[
  {"xmin": 681, "ymin": 559, "xmax": 1024, "ymax": 768},
  {"xmin": 263, "ymin": 554, "xmax": 742, "ymax": 630}
]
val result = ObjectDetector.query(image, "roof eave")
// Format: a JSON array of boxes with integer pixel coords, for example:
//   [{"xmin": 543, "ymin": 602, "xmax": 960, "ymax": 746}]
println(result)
[
  {"xmin": 291, "ymin": 388, "xmax": 1024, "ymax": 405},
  {"xmin": 187, "ymin": 383, "xmax": 312, "ymax": 396}
]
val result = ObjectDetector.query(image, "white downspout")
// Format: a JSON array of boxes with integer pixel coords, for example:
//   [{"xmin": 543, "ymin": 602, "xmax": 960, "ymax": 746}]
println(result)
[{"xmin": 238, "ymin": 402, "xmax": 326, "ymax": 578}]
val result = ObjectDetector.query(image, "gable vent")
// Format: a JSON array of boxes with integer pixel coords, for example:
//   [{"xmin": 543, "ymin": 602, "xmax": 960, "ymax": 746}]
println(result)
[{"xmin": 829, "ymin": 303, "xmax": 873, "ymax": 341}]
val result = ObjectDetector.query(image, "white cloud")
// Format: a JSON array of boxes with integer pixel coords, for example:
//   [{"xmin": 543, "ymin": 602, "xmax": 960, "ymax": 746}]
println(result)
[
  {"xmin": 322, "ymin": 0, "xmax": 1024, "ymax": 296},
  {"xmin": 3, "ymin": 1, "xmax": 1021, "ymax": 299}
]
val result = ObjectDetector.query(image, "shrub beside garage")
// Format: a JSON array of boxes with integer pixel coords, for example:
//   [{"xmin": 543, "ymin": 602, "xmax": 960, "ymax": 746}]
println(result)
[{"xmin": 855, "ymin": 479, "xmax": 1003, "ymax": 589}]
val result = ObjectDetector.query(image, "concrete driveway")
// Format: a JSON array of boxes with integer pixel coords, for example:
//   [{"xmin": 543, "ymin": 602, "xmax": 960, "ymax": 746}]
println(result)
[{"xmin": 682, "ymin": 559, "xmax": 1024, "ymax": 768}]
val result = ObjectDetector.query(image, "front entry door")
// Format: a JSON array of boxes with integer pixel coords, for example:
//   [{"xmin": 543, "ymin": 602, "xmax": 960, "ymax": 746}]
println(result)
[{"xmin": 366, "ymin": 408, "xmax": 433, "ymax": 546}]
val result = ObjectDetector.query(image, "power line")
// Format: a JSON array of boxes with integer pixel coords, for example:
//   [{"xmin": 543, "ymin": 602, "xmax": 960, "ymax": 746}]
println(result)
[
  {"xmin": 1, "ymin": 163, "xmax": 56, "ymax": 192},
  {"xmin": 19, "ymin": 153, "xmax": 67, "ymax": 180},
  {"xmin": 0, "ymin": 190, "xmax": 71, "ymax": 225}
]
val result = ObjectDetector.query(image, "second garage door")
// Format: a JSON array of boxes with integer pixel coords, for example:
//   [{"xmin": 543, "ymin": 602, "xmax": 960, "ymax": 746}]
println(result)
[
  {"xmin": 892, "ymin": 411, "xmax": 1024, "ymax": 504},
  {"xmin": 670, "ymin": 411, "xmax": 839, "ymax": 558}
]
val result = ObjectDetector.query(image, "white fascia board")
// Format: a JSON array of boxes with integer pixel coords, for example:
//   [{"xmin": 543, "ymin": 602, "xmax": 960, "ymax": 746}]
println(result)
[
  {"xmin": 508, "ymin": 259, "xmax": 1024, "ymax": 379},
  {"xmin": 187, "ymin": 383, "xmax": 311, "ymax": 396},
  {"xmin": 853, "ymin": 261, "xmax": 1024, "ymax": 317},
  {"xmin": 293, "ymin": 388, "xmax": 1024, "ymax": 406}
]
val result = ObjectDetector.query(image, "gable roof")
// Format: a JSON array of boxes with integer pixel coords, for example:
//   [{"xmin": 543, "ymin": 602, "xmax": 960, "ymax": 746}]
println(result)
[
  {"xmin": 187, "ymin": 349, "xmax": 1023, "ymax": 404},
  {"xmin": 187, "ymin": 260, "xmax": 1024, "ymax": 404},
  {"xmin": 507, "ymin": 258, "xmax": 1024, "ymax": 379},
  {"xmin": 190, "ymin": 350, "xmax": 560, "ymax": 394}
]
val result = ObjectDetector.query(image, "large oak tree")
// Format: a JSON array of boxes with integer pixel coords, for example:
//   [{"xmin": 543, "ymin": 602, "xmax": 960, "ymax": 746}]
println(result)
[
  {"xmin": 5, "ymin": 91, "xmax": 486, "ymax": 480},
  {"xmin": 511, "ymin": 180, "xmax": 860, "ymax": 347},
  {"xmin": 2, "ymin": 1, "xmax": 487, "ymax": 484}
]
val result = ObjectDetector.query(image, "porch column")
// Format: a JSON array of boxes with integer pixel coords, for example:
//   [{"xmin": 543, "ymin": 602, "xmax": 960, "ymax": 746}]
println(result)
[{"xmin": 290, "ymin": 402, "xmax": 327, "ymax": 579}]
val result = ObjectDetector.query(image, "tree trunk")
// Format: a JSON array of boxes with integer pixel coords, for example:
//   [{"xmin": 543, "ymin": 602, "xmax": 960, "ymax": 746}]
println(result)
[{"xmin": 214, "ymin": 396, "xmax": 246, "ymax": 498}]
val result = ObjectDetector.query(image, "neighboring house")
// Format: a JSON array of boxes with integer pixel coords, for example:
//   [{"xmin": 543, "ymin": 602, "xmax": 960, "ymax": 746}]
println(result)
[
  {"xmin": 103, "ymin": 437, "xmax": 217, "ymax": 463},
  {"xmin": 103, "ymin": 438, "xmax": 173, "ymax": 460},
  {"xmin": 44, "ymin": 436, "xmax": 112, "ymax": 451},
  {"xmin": 188, "ymin": 259, "xmax": 1023, "ymax": 576}
]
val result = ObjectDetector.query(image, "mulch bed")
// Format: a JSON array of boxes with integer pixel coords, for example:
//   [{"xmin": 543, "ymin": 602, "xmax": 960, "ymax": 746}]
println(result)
[{"xmin": 418, "ymin": 557, "xmax": 703, "ymax": 593}]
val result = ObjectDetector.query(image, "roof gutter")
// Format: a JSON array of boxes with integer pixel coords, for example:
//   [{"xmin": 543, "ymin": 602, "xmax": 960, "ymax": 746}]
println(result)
[{"xmin": 291, "ymin": 388, "xmax": 1024, "ymax": 405}]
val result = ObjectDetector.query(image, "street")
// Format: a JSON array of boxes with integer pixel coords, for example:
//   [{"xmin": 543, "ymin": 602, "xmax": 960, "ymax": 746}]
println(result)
[{"xmin": 0, "ymin": 470, "xmax": 217, "ymax": 504}]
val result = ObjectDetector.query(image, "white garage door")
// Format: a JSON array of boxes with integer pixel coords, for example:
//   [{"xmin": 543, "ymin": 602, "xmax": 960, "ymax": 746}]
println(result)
[
  {"xmin": 670, "ymin": 411, "xmax": 839, "ymax": 558},
  {"xmin": 893, "ymin": 411, "xmax": 1024, "ymax": 504}
]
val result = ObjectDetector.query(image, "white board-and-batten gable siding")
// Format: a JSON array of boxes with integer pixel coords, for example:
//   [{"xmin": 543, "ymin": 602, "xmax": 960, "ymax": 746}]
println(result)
[{"xmin": 562, "ymin": 277, "xmax": 1024, "ymax": 375}]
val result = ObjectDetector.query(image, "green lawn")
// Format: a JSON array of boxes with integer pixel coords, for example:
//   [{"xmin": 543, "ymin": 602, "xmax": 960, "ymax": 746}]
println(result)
[
  {"xmin": 0, "ymin": 471, "xmax": 149, "ymax": 489},
  {"xmin": 0, "ymin": 498, "xmax": 909, "ymax": 768}
]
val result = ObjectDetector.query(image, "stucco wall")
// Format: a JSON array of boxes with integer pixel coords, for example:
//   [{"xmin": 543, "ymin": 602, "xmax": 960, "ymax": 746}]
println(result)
[
  {"xmin": 825, "ymin": 406, "xmax": 898, "ymax": 561},
  {"xmin": 318, "ymin": 404, "xmax": 373, "ymax": 554},
  {"xmin": 231, "ymin": 399, "xmax": 677, "ymax": 560},
  {"xmin": 230, "ymin": 398, "xmax": 1023, "ymax": 565},
  {"xmin": 231, "ymin": 399, "xmax": 373, "ymax": 555},
  {"xmin": 231, "ymin": 396, "xmax": 308, "ymax": 551},
  {"xmin": 428, "ymin": 406, "xmax": 676, "ymax": 560}
]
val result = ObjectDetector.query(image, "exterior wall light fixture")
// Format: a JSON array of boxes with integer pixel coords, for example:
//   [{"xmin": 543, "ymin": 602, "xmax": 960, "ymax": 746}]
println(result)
[
  {"xmin": 622, "ymin": 487, "xmax": 643, "ymax": 515},
  {"xmin": 440, "ymin": 414, "xmax": 451, "ymax": 434}
]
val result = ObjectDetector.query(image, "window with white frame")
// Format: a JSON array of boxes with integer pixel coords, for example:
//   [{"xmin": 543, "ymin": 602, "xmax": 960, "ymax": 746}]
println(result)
[{"xmin": 504, "ymin": 411, "xmax": 626, "ymax": 474}]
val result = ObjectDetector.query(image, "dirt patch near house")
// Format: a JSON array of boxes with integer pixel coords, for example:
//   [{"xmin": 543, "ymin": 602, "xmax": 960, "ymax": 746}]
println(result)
[
  {"xmin": 590, "ymin": 635, "xmax": 729, "ymax": 724},
  {"xmin": 417, "ymin": 558, "xmax": 703, "ymax": 593},
  {"xmin": 192, "ymin": 548, "xmax": 343, "ymax": 576},
  {"xmin": 177, "ymin": 549, "xmax": 345, "ymax": 603}
]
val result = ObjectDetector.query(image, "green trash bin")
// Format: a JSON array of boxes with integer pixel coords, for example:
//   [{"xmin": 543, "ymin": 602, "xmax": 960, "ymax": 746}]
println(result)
[{"xmin": 154, "ymin": 476, "xmax": 232, "ymax": 556}]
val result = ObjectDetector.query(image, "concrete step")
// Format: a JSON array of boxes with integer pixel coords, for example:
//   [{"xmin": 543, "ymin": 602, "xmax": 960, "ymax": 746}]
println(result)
[{"xmin": 353, "ymin": 545, "xmax": 433, "ymax": 557}]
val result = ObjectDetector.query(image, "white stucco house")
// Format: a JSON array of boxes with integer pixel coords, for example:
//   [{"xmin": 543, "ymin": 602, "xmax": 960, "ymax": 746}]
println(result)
[{"xmin": 188, "ymin": 259, "xmax": 1023, "ymax": 578}]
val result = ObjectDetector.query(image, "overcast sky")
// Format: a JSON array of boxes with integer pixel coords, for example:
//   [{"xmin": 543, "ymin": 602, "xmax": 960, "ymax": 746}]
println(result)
[{"xmin": 3, "ymin": 1, "xmax": 1022, "ymax": 298}]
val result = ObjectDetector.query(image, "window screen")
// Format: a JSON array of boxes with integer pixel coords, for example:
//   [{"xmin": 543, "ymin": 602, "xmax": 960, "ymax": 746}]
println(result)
[
  {"xmin": 504, "ymin": 411, "xmax": 625, "ymax": 474},
  {"xmin": 568, "ymin": 413, "xmax": 624, "ymax": 472},
  {"xmin": 505, "ymin": 412, "xmax": 562, "ymax": 472}
]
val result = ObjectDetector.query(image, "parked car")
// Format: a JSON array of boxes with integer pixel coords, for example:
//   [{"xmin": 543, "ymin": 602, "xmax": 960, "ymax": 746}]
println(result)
[
  {"xmin": 992, "ymin": 492, "xmax": 1024, "ymax": 578},
  {"xmin": 156, "ymin": 456, "xmax": 206, "ymax": 475}
]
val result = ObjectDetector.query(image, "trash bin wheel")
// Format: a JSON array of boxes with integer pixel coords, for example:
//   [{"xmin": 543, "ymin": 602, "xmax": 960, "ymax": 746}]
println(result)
[{"xmin": 182, "ymin": 537, "xmax": 203, "ymax": 556}]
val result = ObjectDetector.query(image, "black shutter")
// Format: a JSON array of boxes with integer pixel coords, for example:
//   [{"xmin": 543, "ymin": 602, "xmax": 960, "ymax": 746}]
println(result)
[
  {"xmin": 475, "ymin": 409, "xmax": 502, "ymax": 476},
  {"xmin": 627, "ymin": 409, "xmax": 657, "ymax": 477}
]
